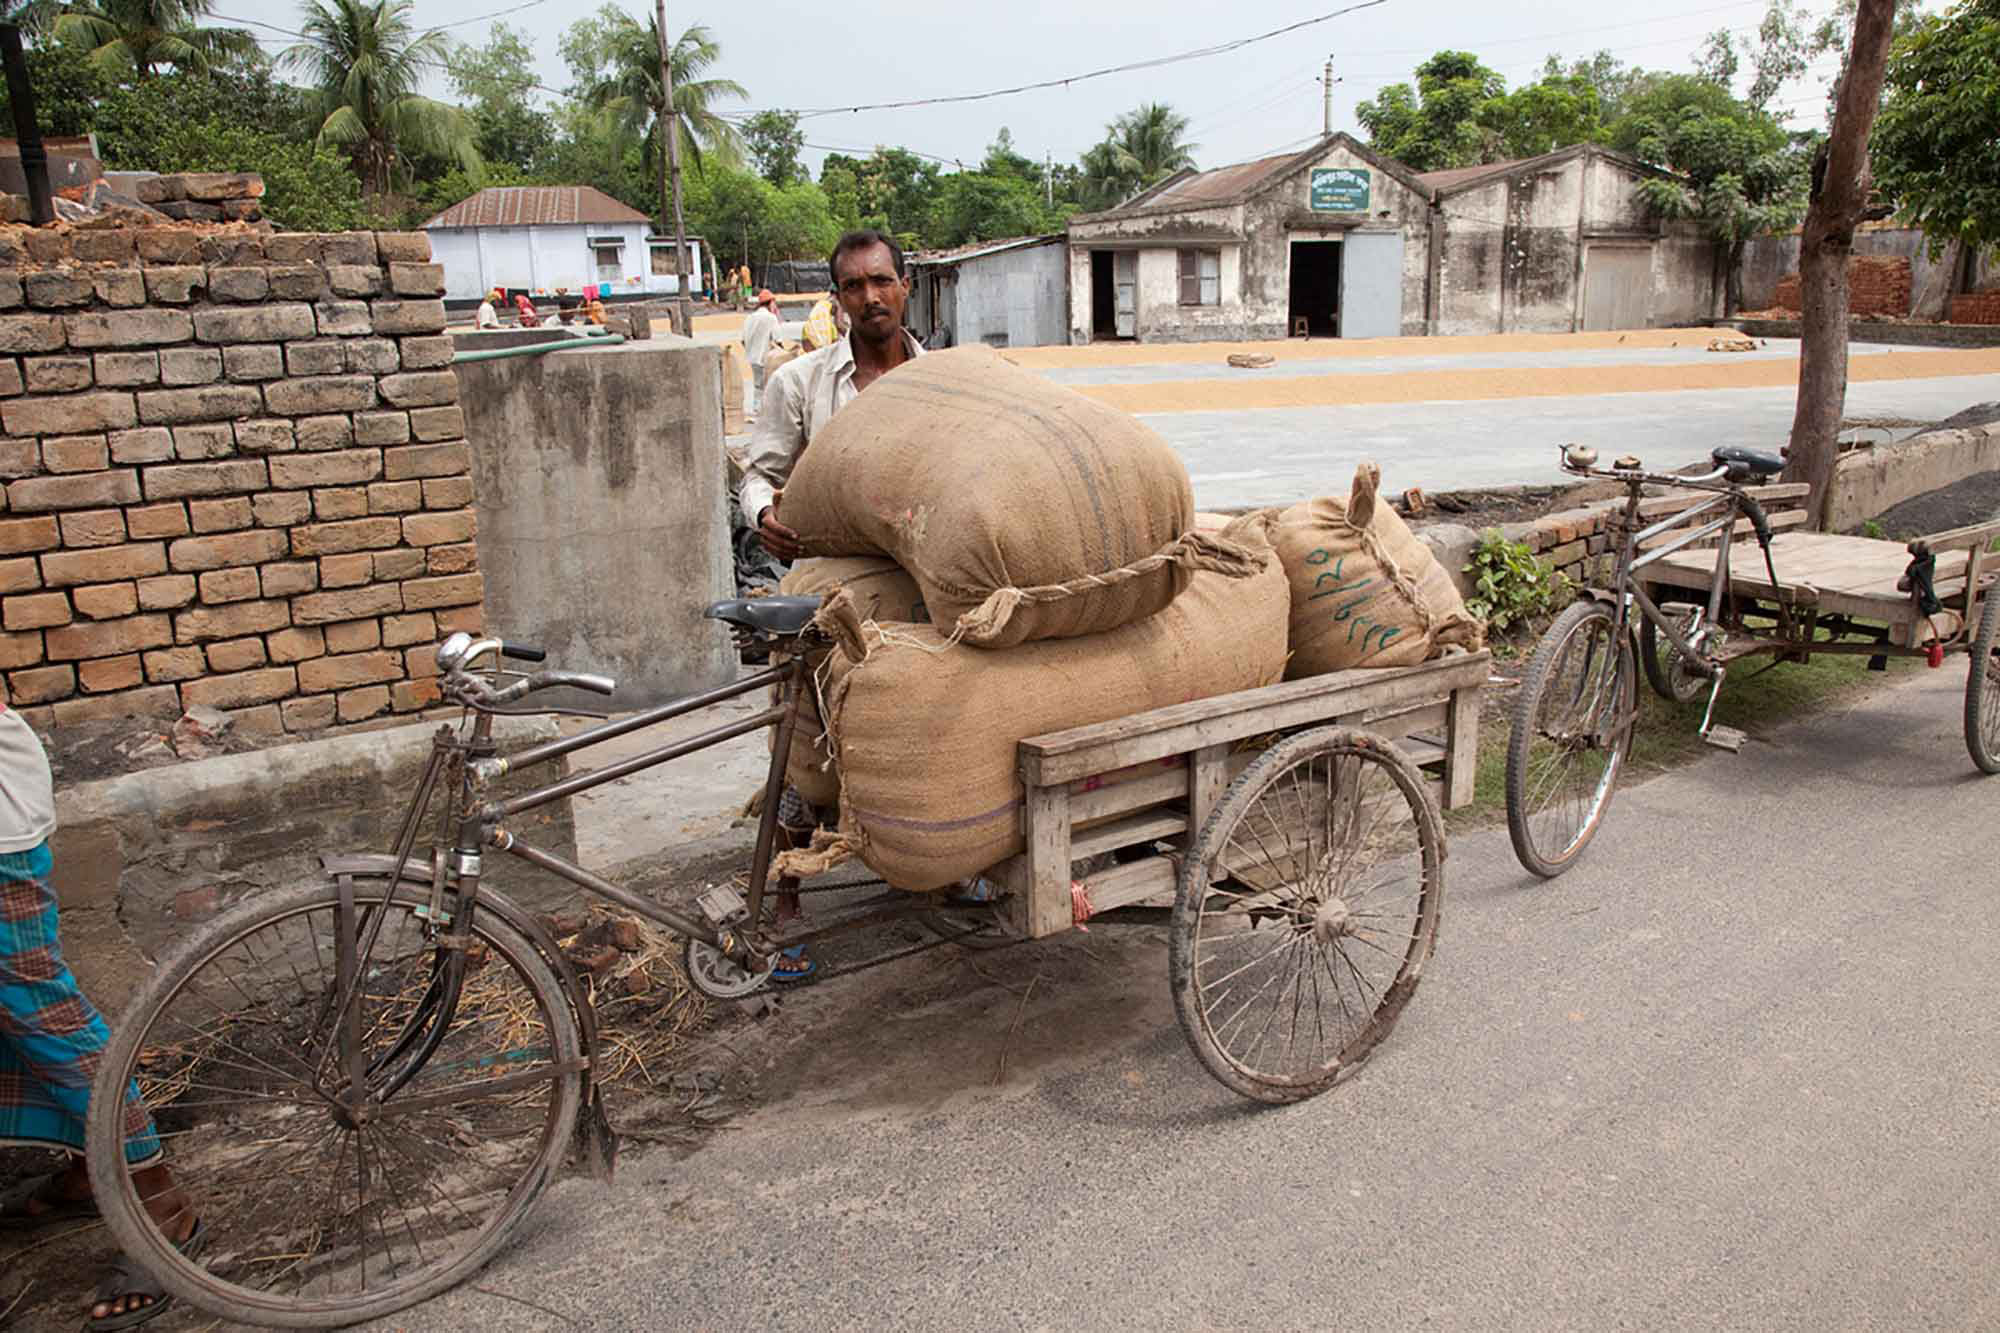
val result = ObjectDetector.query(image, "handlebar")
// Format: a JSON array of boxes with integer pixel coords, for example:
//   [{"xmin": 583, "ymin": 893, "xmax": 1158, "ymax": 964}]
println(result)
[
  {"xmin": 433, "ymin": 631, "xmax": 619, "ymax": 710},
  {"xmin": 1558, "ymin": 444, "xmax": 1730, "ymax": 489}
]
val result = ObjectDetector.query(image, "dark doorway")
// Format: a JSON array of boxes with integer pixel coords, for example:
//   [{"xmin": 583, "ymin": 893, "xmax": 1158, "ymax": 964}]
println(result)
[
  {"xmin": 1091, "ymin": 250, "xmax": 1117, "ymax": 339},
  {"xmin": 1289, "ymin": 240, "xmax": 1342, "ymax": 337}
]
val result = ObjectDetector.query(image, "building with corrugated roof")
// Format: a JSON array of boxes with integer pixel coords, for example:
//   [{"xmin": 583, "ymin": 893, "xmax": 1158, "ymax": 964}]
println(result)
[
  {"xmin": 421, "ymin": 186, "xmax": 708, "ymax": 304},
  {"xmin": 1063, "ymin": 134, "xmax": 1720, "ymax": 343},
  {"xmin": 907, "ymin": 235, "xmax": 1067, "ymax": 349}
]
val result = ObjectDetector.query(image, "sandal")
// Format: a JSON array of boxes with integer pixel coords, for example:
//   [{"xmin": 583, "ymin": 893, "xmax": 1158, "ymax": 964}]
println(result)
[
  {"xmin": 770, "ymin": 945, "xmax": 817, "ymax": 983},
  {"xmin": 0, "ymin": 1171, "xmax": 99, "ymax": 1231},
  {"xmin": 83, "ymin": 1219, "xmax": 205, "ymax": 1331}
]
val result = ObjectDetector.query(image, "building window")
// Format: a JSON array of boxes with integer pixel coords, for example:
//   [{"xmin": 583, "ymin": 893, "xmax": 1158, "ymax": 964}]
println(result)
[
  {"xmin": 649, "ymin": 243, "xmax": 678, "ymax": 276},
  {"xmin": 588, "ymin": 238, "xmax": 624, "ymax": 284},
  {"xmin": 1178, "ymin": 248, "xmax": 1220, "ymax": 306}
]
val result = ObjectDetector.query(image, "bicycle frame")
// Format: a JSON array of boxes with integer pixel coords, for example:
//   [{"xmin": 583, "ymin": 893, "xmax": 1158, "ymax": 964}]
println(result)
[{"xmin": 1612, "ymin": 479, "xmax": 1742, "ymax": 663}]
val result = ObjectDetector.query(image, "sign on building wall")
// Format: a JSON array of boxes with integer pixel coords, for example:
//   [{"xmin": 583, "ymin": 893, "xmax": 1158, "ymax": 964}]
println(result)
[{"xmin": 1310, "ymin": 167, "xmax": 1371, "ymax": 212}]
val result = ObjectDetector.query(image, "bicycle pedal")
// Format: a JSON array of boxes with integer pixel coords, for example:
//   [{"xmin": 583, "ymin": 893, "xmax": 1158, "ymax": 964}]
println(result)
[
  {"xmin": 696, "ymin": 884, "xmax": 749, "ymax": 927},
  {"xmin": 1703, "ymin": 725, "xmax": 1747, "ymax": 752}
]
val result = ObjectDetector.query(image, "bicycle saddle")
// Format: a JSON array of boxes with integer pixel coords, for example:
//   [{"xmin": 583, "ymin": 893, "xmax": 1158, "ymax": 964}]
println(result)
[
  {"xmin": 1711, "ymin": 445, "xmax": 1785, "ymax": 478},
  {"xmin": 704, "ymin": 596, "xmax": 823, "ymax": 636}
]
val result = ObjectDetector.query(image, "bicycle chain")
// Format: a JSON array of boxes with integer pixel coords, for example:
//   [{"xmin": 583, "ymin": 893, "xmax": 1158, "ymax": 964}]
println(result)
[{"xmin": 760, "ymin": 917, "xmax": 1023, "ymax": 991}]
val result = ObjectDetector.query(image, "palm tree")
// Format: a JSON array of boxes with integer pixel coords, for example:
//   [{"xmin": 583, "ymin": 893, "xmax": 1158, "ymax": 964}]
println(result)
[
  {"xmin": 582, "ymin": 16, "xmax": 745, "ymax": 226},
  {"xmin": 281, "ymin": 0, "xmax": 478, "ymax": 196},
  {"xmin": 1079, "ymin": 102, "xmax": 1198, "ymax": 210},
  {"xmin": 54, "ymin": 0, "xmax": 258, "ymax": 80}
]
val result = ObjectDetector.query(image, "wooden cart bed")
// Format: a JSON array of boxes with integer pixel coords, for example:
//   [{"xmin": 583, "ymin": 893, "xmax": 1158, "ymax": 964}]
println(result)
[{"xmin": 989, "ymin": 650, "xmax": 1491, "ymax": 940}]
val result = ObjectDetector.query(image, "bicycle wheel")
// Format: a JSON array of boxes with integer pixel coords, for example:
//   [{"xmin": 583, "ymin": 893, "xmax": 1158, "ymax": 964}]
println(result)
[
  {"xmin": 1170, "ymin": 728, "xmax": 1443, "ymax": 1104},
  {"xmin": 1964, "ymin": 586, "xmax": 2000, "ymax": 774},
  {"xmin": 1640, "ymin": 597, "xmax": 1708, "ymax": 704},
  {"xmin": 1506, "ymin": 599, "xmax": 1636, "ymax": 878},
  {"xmin": 86, "ymin": 878, "xmax": 583, "ymax": 1329}
]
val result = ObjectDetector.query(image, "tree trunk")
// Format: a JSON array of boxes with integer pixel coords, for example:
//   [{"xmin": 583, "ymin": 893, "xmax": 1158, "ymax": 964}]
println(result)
[
  {"xmin": 1783, "ymin": 0, "xmax": 1899, "ymax": 531},
  {"xmin": 1725, "ymin": 239, "xmax": 1746, "ymax": 316}
]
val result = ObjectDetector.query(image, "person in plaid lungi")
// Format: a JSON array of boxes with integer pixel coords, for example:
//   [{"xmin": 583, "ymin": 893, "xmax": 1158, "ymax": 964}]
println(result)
[{"xmin": 0, "ymin": 706, "xmax": 200, "ymax": 1327}]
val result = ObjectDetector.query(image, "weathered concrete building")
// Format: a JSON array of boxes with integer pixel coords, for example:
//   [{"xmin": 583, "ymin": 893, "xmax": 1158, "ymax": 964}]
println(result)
[
  {"xmin": 1066, "ymin": 134, "xmax": 1432, "ymax": 343},
  {"xmin": 1063, "ymin": 134, "xmax": 1721, "ymax": 343},
  {"xmin": 907, "ymin": 235, "xmax": 1067, "ymax": 349},
  {"xmin": 1420, "ymin": 144, "xmax": 1719, "ymax": 335}
]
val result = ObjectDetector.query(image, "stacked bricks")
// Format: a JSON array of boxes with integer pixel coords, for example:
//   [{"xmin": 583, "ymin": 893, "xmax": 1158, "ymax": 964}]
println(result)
[
  {"xmin": 0, "ymin": 219, "xmax": 483, "ymax": 735},
  {"xmin": 1948, "ymin": 292, "xmax": 2000, "ymax": 325},
  {"xmin": 1493, "ymin": 504, "xmax": 1621, "ymax": 590},
  {"xmin": 1771, "ymin": 255, "xmax": 1912, "ymax": 319}
]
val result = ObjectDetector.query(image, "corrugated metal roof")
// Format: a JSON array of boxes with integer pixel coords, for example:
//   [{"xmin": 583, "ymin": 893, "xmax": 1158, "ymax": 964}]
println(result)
[
  {"xmin": 422, "ymin": 186, "xmax": 650, "ymax": 229},
  {"xmin": 1139, "ymin": 151, "xmax": 1305, "ymax": 208},
  {"xmin": 1414, "ymin": 160, "xmax": 1525, "ymax": 192},
  {"xmin": 910, "ymin": 234, "xmax": 1062, "ymax": 265}
]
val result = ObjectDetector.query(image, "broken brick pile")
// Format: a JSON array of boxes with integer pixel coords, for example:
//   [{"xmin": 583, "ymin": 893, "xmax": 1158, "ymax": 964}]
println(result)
[{"xmin": 0, "ymin": 207, "xmax": 484, "ymax": 736}]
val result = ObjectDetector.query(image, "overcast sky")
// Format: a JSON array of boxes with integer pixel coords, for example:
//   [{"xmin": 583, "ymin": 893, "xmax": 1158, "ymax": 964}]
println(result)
[{"xmin": 224, "ymin": 0, "xmax": 1936, "ymax": 177}]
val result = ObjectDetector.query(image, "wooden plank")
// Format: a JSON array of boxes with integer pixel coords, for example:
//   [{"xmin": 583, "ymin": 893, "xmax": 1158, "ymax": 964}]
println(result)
[
  {"xmin": 1188, "ymin": 743, "xmax": 1228, "ymax": 835},
  {"xmin": 1069, "ymin": 764, "xmax": 1188, "ymax": 825},
  {"xmin": 1021, "ymin": 783, "xmax": 1073, "ymax": 939},
  {"xmin": 1912, "ymin": 516, "xmax": 2000, "ymax": 552},
  {"xmin": 1625, "ymin": 481, "xmax": 1809, "ymax": 522},
  {"xmin": 1071, "ymin": 808, "xmax": 1188, "ymax": 861},
  {"xmin": 1964, "ymin": 542, "xmax": 1988, "ymax": 620},
  {"xmin": 1074, "ymin": 854, "xmax": 1176, "ymax": 917},
  {"xmin": 1358, "ymin": 699, "xmax": 1449, "ymax": 742},
  {"xmin": 1644, "ymin": 530, "xmax": 1969, "ymax": 623},
  {"xmin": 1444, "ymin": 682, "xmax": 1479, "ymax": 810},
  {"xmin": 1637, "ymin": 508, "xmax": 1807, "ymax": 551},
  {"xmin": 1020, "ymin": 652, "xmax": 1491, "ymax": 786}
]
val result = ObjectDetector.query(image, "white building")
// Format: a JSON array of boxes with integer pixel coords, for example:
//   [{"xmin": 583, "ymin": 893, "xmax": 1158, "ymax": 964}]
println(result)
[{"xmin": 422, "ymin": 186, "xmax": 706, "ymax": 303}]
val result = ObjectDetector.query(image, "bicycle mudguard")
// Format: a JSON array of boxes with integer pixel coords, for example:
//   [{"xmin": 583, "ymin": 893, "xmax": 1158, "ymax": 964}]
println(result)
[{"xmin": 317, "ymin": 853, "xmax": 606, "ymax": 1111}]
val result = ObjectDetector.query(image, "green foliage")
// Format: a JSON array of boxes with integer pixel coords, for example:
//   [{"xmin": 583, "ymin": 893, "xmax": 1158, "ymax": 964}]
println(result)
[
  {"xmin": 574, "ymin": 7, "xmax": 745, "ymax": 195},
  {"xmin": 1860, "ymin": 518, "xmax": 1886, "ymax": 539},
  {"xmin": 1464, "ymin": 530, "xmax": 1570, "ymax": 633},
  {"xmin": 928, "ymin": 171, "xmax": 1048, "ymax": 246},
  {"xmin": 1078, "ymin": 102, "xmax": 1195, "ymax": 209},
  {"xmin": 1474, "ymin": 70, "xmax": 1603, "ymax": 161},
  {"xmin": 1356, "ymin": 51, "xmax": 1505, "ymax": 171},
  {"xmin": 686, "ymin": 164, "xmax": 837, "ymax": 266},
  {"xmin": 444, "ymin": 24, "xmax": 554, "ymax": 172},
  {"xmin": 823, "ymin": 147, "xmax": 940, "ymax": 241},
  {"xmin": 743, "ymin": 110, "xmax": 804, "ymax": 186},
  {"xmin": 283, "ymin": 0, "xmax": 478, "ymax": 195},
  {"xmin": 0, "ymin": 38, "xmax": 110, "ymax": 137},
  {"xmin": 53, "ymin": 0, "xmax": 259, "ymax": 80},
  {"xmin": 1874, "ymin": 0, "xmax": 2000, "ymax": 254}
]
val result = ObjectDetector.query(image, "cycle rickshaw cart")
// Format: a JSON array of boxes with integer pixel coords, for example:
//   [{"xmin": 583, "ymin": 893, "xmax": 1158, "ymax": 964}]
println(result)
[
  {"xmin": 1507, "ymin": 442, "xmax": 2000, "ymax": 878},
  {"xmin": 85, "ymin": 596, "xmax": 1487, "ymax": 1328}
]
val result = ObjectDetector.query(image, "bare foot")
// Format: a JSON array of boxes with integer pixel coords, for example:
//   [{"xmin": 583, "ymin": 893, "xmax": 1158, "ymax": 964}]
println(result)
[{"xmin": 86, "ymin": 1162, "xmax": 195, "ymax": 1325}]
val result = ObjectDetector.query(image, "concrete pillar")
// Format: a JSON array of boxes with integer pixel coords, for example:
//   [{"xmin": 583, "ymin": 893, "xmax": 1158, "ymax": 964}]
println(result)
[{"xmin": 455, "ymin": 339, "xmax": 737, "ymax": 708}]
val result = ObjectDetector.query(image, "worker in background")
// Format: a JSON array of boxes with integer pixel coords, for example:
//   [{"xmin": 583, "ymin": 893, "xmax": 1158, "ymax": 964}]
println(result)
[
  {"xmin": 512, "ymin": 292, "xmax": 542, "ymax": 327},
  {"xmin": 738, "ymin": 230, "xmax": 924, "ymax": 979},
  {"xmin": 801, "ymin": 287, "xmax": 850, "ymax": 351},
  {"xmin": 476, "ymin": 287, "xmax": 502, "ymax": 328},
  {"xmin": 742, "ymin": 289, "xmax": 781, "ymax": 416},
  {"xmin": 0, "ymin": 698, "xmax": 202, "ymax": 1325},
  {"xmin": 737, "ymin": 265, "xmax": 754, "ymax": 309}
]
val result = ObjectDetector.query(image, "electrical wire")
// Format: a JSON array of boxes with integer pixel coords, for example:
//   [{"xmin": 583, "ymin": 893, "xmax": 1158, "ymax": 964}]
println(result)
[{"xmin": 771, "ymin": 0, "xmax": 1392, "ymax": 119}]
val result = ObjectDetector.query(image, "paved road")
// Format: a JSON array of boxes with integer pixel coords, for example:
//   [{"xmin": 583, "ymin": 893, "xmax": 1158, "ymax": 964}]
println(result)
[
  {"xmin": 1156, "ymin": 373, "xmax": 2000, "ymax": 509},
  {"xmin": 384, "ymin": 664, "xmax": 2000, "ymax": 1331}
]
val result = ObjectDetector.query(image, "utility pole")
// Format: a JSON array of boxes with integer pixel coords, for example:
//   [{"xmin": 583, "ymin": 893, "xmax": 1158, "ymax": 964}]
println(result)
[
  {"xmin": 1322, "ymin": 57, "xmax": 1334, "ymax": 136},
  {"xmin": 1045, "ymin": 151, "xmax": 1053, "ymax": 207},
  {"xmin": 656, "ymin": 0, "xmax": 693, "ymax": 337},
  {"xmin": 0, "ymin": 26, "xmax": 53, "ymax": 225}
]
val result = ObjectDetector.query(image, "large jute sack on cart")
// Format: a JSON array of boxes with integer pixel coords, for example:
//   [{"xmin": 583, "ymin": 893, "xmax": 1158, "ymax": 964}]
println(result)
[
  {"xmin": 1257, "ymin": 462, "xmax": 1485, "ymax": 676},
  {"xmin": 773, "ymin": 557, "xmax": 927, "ymax": 808},
  {"xmin": 775, "ymin": 532, "xmax": 1290, "ymax": 892},
  {"xmin": 775, "ymin": 345, "xmax": 1262, "ymax": 649}
]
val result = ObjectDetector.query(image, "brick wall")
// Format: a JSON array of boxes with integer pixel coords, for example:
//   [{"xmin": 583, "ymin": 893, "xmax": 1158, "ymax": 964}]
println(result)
[
  {"xmin": 1769, "ymin": 255, "xmax": 1912, "ymax": 319},
  {"xmin": 1948, "ymin": 292, "xmax": 2000, "ymax": 325},
  {"xmin": 0, "ymin": 218, "xmax": 482, "ymax": 734}
]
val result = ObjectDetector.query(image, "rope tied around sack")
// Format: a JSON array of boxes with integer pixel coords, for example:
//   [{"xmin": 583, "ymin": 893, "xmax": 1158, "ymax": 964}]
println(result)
[{"xmin": 953, "ymin": 529, "xmax": 1266, "ymax": 645}]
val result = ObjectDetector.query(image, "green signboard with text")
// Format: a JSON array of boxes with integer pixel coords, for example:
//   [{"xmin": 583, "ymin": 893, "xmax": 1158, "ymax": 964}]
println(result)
[{"xmin": 1310, "ymin": 167, "xmax": 1371, "ymax": 212}]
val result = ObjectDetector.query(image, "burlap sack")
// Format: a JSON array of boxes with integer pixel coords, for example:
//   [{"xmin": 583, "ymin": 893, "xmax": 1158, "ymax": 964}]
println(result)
[
  {"xmin": 773, "ymin": 557, "xmax": 927, "ymax": 809},
  {"xmin": 721, "ymin": 342, "xmax": 748, "ymax": 434},
  {"xmin": 1266, "ymin": 462, "xmax": 1485, "ymax": 676},
  {"xmin": 777, "ymin": 536, "xmax": 1290, "ymax": 891},
  {"xmin": 776, "ymin": 346, "xmax": 1260, "ymax": 649},
  {"xmin": 763, "ymin": 343, "xmax": 801, "ymax": 379}
]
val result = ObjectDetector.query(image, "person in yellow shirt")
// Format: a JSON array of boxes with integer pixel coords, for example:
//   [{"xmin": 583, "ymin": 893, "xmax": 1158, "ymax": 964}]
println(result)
[{"xmin": 800, "ymin": 288, "xmax": 850, "ymax": 351}]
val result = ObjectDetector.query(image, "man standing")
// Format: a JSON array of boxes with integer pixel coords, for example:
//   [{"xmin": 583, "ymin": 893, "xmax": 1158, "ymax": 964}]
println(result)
[
  {"xmin": 800, "ymin": 286, "xmax": 848, "ymax": 352},
  {"xmin": 741, "ymin": 289, "xmax": 781, "ymax": 417},
  {"xmin": 741, "ymin": 229, "xmax": 923, "ymax": 562},
  {"xmin": 0, "ymin": 703, "xmax": 201, "ymax": 1326}
]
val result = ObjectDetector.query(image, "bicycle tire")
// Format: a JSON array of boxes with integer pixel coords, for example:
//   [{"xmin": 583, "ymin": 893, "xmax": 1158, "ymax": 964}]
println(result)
[
  {"xmin": 86, "ymin": 877, "xmax": 583, "ymax": 1329},
  {"xmin": 1170, "ymin": 727, "xmax": 1443, "ymax": 1104},
  {"xmin": 1506, "ymin": 600, "xmax": 1635, "ymax": 878},
  {"xmin": 1964, "ymin": 585, "xmax": 2000, "ymax": 774},
  {"xmin": 1639, "ymin": 598, "xmax": 1708, "ymax": 705}
]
